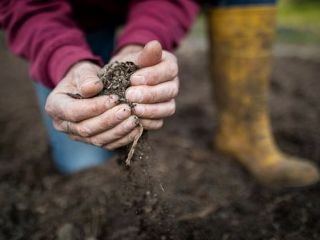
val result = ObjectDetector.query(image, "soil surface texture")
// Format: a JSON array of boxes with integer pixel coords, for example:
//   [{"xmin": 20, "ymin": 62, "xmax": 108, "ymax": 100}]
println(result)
[
  {"xmin": 1, "ymin": 37, "xmax": 320, "ymax": 240},
  {"xmin": 98, "ymin": 61, "xmax": 138, "ymax": 103}
]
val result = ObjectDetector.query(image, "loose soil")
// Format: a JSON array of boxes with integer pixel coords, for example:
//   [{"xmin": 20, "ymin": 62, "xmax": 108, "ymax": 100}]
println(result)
[
  {"xmin": 98, "ymin": 60, "xmax": 144, "ymax": 166},
  {"xmin": 1, "ymin": 37, "xmax": 320, "ymax": 240},
  {"xmin": 98, "ymin": 61, "xmax": 138, "ymax": 103}
]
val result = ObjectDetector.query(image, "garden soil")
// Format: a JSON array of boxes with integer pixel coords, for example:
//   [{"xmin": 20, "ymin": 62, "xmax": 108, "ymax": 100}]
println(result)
[{"xmin": 1, "ymin": 37, "xmax": 320, "ymax": 240}]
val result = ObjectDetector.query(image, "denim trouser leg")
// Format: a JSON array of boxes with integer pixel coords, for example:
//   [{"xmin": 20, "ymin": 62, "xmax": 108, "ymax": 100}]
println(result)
[{"xmin": 35, "ymin": 26, "xmax": 116, "ymax": 174}]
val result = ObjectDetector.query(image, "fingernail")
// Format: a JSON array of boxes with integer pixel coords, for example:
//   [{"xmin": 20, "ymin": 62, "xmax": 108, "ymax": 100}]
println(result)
[
  {"xmin": 110, "ymin": 95, "xmax": 119, "ymax": 102},
  {"xmin": 126, "ymin": 89, "xmax": 143, "ymax": 102},
  {"xmin": 133, "ymin": 116, "xmax": 140, "ymax": 126},
  {"xmin": 106, "ymin": 95, "xmax": 118, "ymax": 107},
  {"xmin": 131, "ymin": 75, "xmax": 145, "ymax": 85},
  {"xmin": 127, "ymin": 116, "xmax": 139, "ymax": 128},
  {"xmin": 116, "ymin": 107, "xmax": 130, "ymax": 120},
  {"xmin": 133, "ymin": 104, "xmax": 144, "ymax": 115}
]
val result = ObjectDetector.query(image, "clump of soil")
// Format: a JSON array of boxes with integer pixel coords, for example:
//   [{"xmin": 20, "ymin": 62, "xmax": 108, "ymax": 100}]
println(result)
[
  {"xmin": 97, "ymin": 61, "xmax": 138, "ymax": 104},
  {"xmin": 98, "ymin": 61, "xmax": 144, "ymax": 166}
]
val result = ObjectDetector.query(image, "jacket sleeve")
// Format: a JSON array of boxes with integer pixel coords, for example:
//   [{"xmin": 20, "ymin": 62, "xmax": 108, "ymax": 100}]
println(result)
[
  {"xmin": 0, "ymin": 0, "xmax": 102, "ymax": 88},
  {"xmin": 115, "ymin": 0, "xmax": 199, "ymax": 52}
]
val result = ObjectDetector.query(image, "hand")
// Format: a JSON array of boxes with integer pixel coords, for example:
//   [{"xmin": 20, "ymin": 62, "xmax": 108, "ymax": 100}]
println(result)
[
  {"xmin": 45, "ymin": 61, "xmax": 142, "ymax": 150},
  {"xmin": 111, "ymin": 40, "xmax": 179, "ymax": 131}
]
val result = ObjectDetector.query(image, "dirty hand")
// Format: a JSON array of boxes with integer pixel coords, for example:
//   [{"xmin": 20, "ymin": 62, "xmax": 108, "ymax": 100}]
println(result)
[
  {"xmin": 45, "ymin": 61, "xmax": 142, "ymax": 150},
  {"xmin": 111, "ymin": 40, "xmax": 179, "ymax": 130}
]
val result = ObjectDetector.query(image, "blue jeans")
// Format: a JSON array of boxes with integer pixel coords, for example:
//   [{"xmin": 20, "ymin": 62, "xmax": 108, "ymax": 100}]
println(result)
[{"xmin": 35, "ymin": 26, "xmax": 116, "ymax": 174}]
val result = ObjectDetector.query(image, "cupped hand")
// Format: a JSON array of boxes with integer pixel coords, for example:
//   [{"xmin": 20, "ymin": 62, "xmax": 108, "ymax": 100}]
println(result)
[
  {"xmin": 45, "ymin": 61, "xmax": 141, "ymax": 150},
  {"xmin": 111, "ymin": 40, "xmax": 179, "ymax": 131}
]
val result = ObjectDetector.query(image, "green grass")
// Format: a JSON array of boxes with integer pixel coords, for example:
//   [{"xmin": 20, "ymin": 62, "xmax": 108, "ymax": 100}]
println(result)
[{"xmin": 276, "ymin": 0, "xmax": 320, "ymax": 45}]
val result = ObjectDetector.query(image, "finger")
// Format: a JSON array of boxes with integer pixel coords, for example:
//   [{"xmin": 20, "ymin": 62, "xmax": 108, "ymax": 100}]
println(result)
[
  {"xmin": 74, "ymin": 63, "xmax": 103, "ymax": 97},
  {"xmin": 71, "ymin": 115, "xmax": 139, "ymax": 147},
  {"xmin": 140, "ymin": 119, "xmax": 164, "ymax": 130},
  {"xmin": 69, "ymin": 134, "xmax": 88, "ymax": 143},
  {"xmin": 136, "ymin": 40, "xmax": 162, "ymax": 68},
  {"xmin": 46, "ymin": 94, "xmax": 118, "ymax": 122},
  {"xmin": 104, "ymin": 127, "xmax": 141, "ymax": 150},
  {"xmin": 53, "ymin": 119, "xmax": 76, "ymax": 135},
  {"xmin": 68, "ymin": 116, "xmax": 139, "ymax": 146},
  {"xmin": 126, "ymin": 77, "xmax": 179, "ymax": 104},
  {"xmin": 133, "ymin": 100, "xmax": 176, "ymax": 119},
  {"xmin": 130, "ymin": 54, "xmax": 178, "ymax": 86},
  {"xmin": 53, "ymin": 104, "xmax": 131, "ymax": 137}
]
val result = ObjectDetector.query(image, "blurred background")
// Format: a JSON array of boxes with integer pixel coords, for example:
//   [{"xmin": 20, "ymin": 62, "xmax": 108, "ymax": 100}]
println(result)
[
  {"xmin": 0, "ymin": 0, "xmax": 320, "ymax": 239},
  {"xmin": 189, "ymin": 0, "xmax": 320, "ymax": 56},
  {"xmin": 277, "ymin": 0, "xmax": 320, "ymax": 45}
]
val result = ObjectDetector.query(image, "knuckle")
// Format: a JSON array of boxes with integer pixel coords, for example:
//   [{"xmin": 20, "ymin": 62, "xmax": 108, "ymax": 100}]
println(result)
[
  {"xmin": 171, "ymin": 83, "xmax": 179, "ymax": 98},
  {"xmin": 143, "ymin": 71, "xmax": 152, "ymax": 84},
  {"xmin": 168, "ymin": 101, "xmax": 176, "ymax": 116},
  {"xmin": 142, "ymin": 119, "xmax": 162, "ymax": 130},
  {"xmin": 155, "ymin": 120, "xmax": 164, "ymax": 129},
  {"xmin": 133, "ymin": 104, "xmax": 145, "ymax": 117},
  {"xmin": 45, "ymin": 101, "xmax": 54, "ymax": 116},
  {"xmin": 104, "ymin": 145, "xmax": 115, "ymax": 151},
  {"xmin": 146, "ymin": 71, "xmax": 158, "ymax": 85},
  {"xmin": 76, "ymin": 66, "xmax": 86, "ymax": 76},
  {"xmin": 89, "ymin": 100, "xmax": 102, "ymax": 115},
  {"xmin": 147, "ymin": 107, "xmax": 157, "ymax": 119},
  {"xmin": 114, "ymin": 131, "xmax": 123, "ymax": 140},
  {"xmin": 77, "ymin": 125, "xmax": 91, "ymax": 137},
  {"xmin": 168, "ymin": 62, "xmax": 178, "ymax": 77},
  {"xmin": 91, "ymin": 137, "xmax": 104, "ymax": 147},
  {"xmin": 147, "ymin": 90, "xmax": 157, "ymax": 103},
  {"xmin": 64, "ymin": 107, "xmax": 78, "ymax": 122},
  {"xmin": 52, "ymin": 120, "xmax": 62, "ymax": 131}
]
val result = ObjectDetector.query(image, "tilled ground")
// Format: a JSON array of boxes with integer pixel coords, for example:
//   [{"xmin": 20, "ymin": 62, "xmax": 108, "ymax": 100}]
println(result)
[{"xmin": 0, "ymin": 36, "xmax": 320, "ymax": 240}]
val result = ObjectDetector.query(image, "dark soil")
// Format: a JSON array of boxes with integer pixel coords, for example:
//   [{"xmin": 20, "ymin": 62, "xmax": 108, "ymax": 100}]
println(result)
[
  {"xmin": 97, "ymin": 60, "xmax": 144, "ymax": 166},
  {"xmin": 98, "ymin": 61, "xmax": 138, "ymax": 103},
  {"xmin": 1, "ymin": 38, "xmax": 320, "ymax": 240}
]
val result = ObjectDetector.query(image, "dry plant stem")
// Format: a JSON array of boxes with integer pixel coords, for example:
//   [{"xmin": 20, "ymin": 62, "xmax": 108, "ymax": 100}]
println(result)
[{"xmin": 125, "ymin": 123, "xmax": 144, "ymax": 166}]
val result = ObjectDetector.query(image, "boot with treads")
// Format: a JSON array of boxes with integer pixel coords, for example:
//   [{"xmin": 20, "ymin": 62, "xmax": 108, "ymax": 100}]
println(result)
[{"xmin": 207, "ymin": 5, "xmax": 319, "ymax": 188}]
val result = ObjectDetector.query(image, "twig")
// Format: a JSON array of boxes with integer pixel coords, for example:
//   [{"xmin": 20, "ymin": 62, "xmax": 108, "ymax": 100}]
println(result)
[{"xmin": 125, "ymin": 123, "xmax": 144, "ymax": 166}]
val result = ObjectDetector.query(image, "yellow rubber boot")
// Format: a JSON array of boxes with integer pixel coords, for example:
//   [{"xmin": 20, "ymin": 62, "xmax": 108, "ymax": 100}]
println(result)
[{"xmin": 207, "ymin": 5, "xmax": 319, "ymax": 188}]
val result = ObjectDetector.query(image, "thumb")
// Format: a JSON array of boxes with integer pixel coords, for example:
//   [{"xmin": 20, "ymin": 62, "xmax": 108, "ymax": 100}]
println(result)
[
  {"xmin": 75, "ymin": 62, "xmax": 103, "ymax": 98},
  {"xmin": 136, "ymin": 40, "xmax": 162, "ymax": 68}
]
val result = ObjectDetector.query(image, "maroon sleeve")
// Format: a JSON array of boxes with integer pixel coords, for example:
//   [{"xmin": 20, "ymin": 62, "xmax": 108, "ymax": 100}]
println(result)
[
  {"xmin": 0, "ymin": 0, "xmax": 102, "ymax": 88},
  {"xmin": 115, "ymin": 0, "xmax": 199, "ymax": 53}
]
